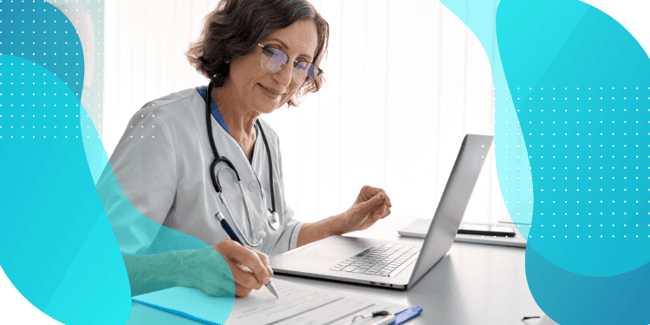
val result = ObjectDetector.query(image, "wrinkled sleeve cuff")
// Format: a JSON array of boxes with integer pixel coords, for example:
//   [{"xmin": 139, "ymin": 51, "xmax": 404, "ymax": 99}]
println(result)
[{"xmin": 288, "ymin": 222, "xmax": 304, "ymax": 251}]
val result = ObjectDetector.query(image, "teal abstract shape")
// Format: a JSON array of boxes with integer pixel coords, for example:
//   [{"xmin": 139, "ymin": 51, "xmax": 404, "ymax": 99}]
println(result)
[
  {"xmin": 80, "ymin": 109, "xmax": 109, "ymax": 185},
  {"xmin": 0, "ymin": 56, "xmax": 131, "ymax": 324},
  {"xmin": 94, "ymin": 109, "xmax": 235, "ymax": 323},
  {"xmin": 0, "ymin": 55, "xmax": 235, "ymax": 325},
  {"xmin": 526, "ymin": 246, "xmax": 650, "ymax": 325},
  {"xmin": 2, "ymin": 1, "xmax": 235, "ymax": 322},
  {"xmin": 0, "ymin": 0, "xmax": 85, "ymax": 100},
  {"xmin": 440, "ymin": 0, "xmax": 534, "ymax": 236},
  {"xmin": 497, "ymin": 0, "xmax": 650, "ymax": 277},
  {"xmin": 95, "ymin": 149, "xmax": 236, "ymax": 322},
  {"xmin": 493, "ymin": 0, "xmax": 650, "ymax": 323},
  {"xmin": 440, "ymin": 0, "xmax": 649, "ymax": 322}
]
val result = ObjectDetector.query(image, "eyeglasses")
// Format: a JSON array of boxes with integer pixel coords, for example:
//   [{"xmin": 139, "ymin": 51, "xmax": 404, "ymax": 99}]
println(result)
[{"xmin": 258, "ymin": 44, "xmax": 324, "ymax": 84}]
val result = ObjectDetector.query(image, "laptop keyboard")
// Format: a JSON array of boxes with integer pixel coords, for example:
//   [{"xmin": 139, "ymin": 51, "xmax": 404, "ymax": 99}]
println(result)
[{"xmin": 329, "ymin": 243, "xmax": 420, "ymax": 277}]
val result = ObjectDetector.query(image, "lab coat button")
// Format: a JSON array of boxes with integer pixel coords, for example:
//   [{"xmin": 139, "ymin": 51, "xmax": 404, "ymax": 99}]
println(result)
[{"xmin": 248, "ymin": 181, "xmax": 258, "ymax": 192}]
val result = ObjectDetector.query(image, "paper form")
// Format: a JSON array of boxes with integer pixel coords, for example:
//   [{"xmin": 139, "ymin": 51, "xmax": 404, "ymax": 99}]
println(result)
[
  {"xmin": 133, "ymin": 278, "xmax": 406, "ymax": 325},
  {"xmin": 225, "ymin": 279, "xmax": 406, "ymax": 325}
]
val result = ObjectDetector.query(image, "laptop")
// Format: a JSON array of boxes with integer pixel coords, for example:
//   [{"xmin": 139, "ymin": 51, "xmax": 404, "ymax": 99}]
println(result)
[{"xmin": 270, "ymin": 134, "xmax": 493, "ymax": 290}]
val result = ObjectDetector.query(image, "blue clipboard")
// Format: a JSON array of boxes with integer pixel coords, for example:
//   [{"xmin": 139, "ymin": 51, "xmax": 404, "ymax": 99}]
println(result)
[
  {"xmin": 133, "ymin": 300, "xmax": 423, "ymax": 325},
  {"xmin": 393, "ymin": 307, "xmax": 423, "ymax": 325}
]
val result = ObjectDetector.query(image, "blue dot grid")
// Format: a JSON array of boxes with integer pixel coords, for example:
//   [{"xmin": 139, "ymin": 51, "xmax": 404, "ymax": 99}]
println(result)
[
  {"xmin": 495, "ymin": 0, "xmax": 650, "ymax": 324},
  {"xmin": 47, "ymin": 0, "xmax": 105, "ymax": 137},
  {"xmin": 440, "ymin": 0, "xmax": 650, "ymax": 323},
  {"xmin": 0, "ymin": 0, "xmax": 84, "ymax": 99},
  {"xmin": 499, "ymin": 0, "xmax": 650, "ymax": 278}
]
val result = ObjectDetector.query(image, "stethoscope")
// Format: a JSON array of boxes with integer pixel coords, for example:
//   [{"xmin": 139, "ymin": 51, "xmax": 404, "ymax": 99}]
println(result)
[{"xmin": 205, "ymin": 82, "xmax": 281, "ymax": 248}]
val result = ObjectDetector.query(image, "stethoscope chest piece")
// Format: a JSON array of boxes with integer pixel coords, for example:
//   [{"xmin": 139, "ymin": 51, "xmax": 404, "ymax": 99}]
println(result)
[{"xmin": 268, "ymin": 210, "xmax": 281, "ymax": 230}]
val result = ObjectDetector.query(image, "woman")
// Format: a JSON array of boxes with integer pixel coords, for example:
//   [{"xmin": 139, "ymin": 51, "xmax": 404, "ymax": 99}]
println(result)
[{"xmin": 99, "ymin": 0, "xmax": 392, "ymax": 298}]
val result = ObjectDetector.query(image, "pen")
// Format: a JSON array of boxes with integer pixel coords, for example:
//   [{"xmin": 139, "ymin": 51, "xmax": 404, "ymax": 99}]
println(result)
[{"xmin": 215, "ymin": 212, "xmax": 280, "ymax": 299}]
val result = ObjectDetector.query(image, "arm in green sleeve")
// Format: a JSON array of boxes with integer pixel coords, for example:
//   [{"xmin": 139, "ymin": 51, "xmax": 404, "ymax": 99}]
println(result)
[{"xmin": 122, "ymin": 247, "xmax": 235, "ymax": 298}]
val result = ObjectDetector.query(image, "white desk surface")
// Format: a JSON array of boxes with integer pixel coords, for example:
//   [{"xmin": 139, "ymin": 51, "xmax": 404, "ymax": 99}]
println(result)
[{"xmin": 127, "ymin": 216, "xmax": 543, "ymax": 325}]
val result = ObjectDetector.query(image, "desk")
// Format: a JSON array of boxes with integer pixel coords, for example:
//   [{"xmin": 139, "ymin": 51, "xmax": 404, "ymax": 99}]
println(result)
[{"xmin": 126, "ymin": 216, "xmax": 543, "ymax": 324}]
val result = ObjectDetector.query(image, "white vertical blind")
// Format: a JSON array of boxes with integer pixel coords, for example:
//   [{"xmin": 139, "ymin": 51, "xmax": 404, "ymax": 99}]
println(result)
[{"xmin": 103, "ymin": 0, "xmax": 508, "ymax": 224}]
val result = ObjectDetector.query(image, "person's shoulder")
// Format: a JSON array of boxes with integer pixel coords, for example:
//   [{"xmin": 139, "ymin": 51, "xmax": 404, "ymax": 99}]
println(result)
[{"xmin": 137, "ymin": 88, "xmax": 204, "ymax": 120}]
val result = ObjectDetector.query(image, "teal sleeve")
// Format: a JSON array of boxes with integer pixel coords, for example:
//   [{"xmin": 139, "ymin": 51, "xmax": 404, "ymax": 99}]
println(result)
[{"xmin": 123, "ymin": 250, "xmax": 191, "ymax": 297}]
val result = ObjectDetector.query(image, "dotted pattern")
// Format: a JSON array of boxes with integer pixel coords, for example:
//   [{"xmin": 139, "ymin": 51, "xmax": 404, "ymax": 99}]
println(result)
[
  {"xmin": 47, "ymin": 0, "xmax": 105, "ymax": 137},
  {"xmin": 0, "ymin": 0, "xmax": 84, "ymax": 99},
  {"xmin": 0, "ymin": 1, "xmax": 91, "ymax": 141},
  {"xmin": 505, "ymin": 85, "xmax": 650, "ymax": 241},
  {"xmin": 495, "ymin": 4, "xmax": 650, "ymax": 261},
  {"xmin": 493, "ymin": 84, "xmax": 533, "ymax": 239},
  {"xmin": 494, "ymin": 2, "xmax": 650, "ymax": 323},
  {"xmin": 0, "ymin": 0, "xmax": 104, "ymax": 136},
  {"xmin": 0, "ymin": 59, "xmax": 84, "ymax": 140}
]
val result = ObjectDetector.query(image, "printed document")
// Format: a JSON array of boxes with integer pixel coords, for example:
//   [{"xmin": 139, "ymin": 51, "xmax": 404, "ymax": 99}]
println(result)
[
  {"xmin": 133, "ymin": 278, "xmax": 406, "ymax": 325},
  {"xmin": 225, "ymin": 279, "xmax": 405, "ymax": 324}
]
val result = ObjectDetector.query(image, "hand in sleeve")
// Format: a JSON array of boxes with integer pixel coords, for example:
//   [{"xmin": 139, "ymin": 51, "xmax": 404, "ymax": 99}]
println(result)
[{"xmin": 182, "ymin": 240, "xmax": 273, "ymax": 297}]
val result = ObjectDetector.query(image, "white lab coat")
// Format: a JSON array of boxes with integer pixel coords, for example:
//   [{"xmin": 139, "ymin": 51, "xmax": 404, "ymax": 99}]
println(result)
[{"xmin": 98, "ymin": 88, "xmax": 302, "ymax": 256}]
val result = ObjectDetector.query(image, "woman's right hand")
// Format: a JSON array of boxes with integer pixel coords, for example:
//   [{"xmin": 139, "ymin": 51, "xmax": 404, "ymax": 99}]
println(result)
[
  {"xmin": 182, "ymin": 239, "xmax": 273, "ymax": 297},
  {"xmin": 213, "ymin": 240, "xmax": 274, "ymax": 297}
]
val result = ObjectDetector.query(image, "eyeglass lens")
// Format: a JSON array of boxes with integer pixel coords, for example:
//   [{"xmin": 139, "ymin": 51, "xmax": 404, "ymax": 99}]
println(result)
[{"xmin": 260, "ymin": 46, "xmax": 321, "ymax": 83}]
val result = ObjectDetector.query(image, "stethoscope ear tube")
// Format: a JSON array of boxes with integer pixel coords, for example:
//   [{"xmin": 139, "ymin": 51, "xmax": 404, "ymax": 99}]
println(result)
[
  {"xmin": 206, "ymin": 81, "xmax": 279, "ymax": 246},
  {"xmin": 206, "ymin": 82, "xmax": 223, "ymax": 194}
]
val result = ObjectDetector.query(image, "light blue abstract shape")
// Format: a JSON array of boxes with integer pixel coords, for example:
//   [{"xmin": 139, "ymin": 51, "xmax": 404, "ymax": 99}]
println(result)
[
  {"xmin": 442, "ymin": 0, "xmax": 650, "ymax": 323},
  {"xmin": 496, "ymin": 0, "xmax": 650, "ymax": 323},
  {"xmin": 0, "ymin": 55, "xmax": 131, "ymax": 324},
  {"xmin": 81, "ymin": 111, "xmax": 108, "ymax": 184},
  {"xmin": 526, "ymin": 246, "xmax": 650, "ymax": 325},
  {"xmin": 1, "ymin": 1, "xmax": 235, "ymax": 322},
  {"xmin": 440, "ymin": 0, "xmax": 534, "ymax": 238},
  {"xmin": 497, "ymin": 0, "xmax": 650, "ymax": 277},
  {"xmin": 0, "ymin": 55, "xmax": 235, "ymax": 325},
  {"xmin": 92, "ymin": 96, "xmax": 235, "ymax": 325}
]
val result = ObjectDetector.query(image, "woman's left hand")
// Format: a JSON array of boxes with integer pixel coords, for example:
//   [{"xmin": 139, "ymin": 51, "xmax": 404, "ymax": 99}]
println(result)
[{"xmin": 332, "ymin": 185, "xmax": 392, "ymax": 235}]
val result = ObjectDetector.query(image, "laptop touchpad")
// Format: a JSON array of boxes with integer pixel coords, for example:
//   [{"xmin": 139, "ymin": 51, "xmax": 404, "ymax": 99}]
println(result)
[{"xmin": 272, "ymin": 236, "xmax": 376, "ymax": 273}]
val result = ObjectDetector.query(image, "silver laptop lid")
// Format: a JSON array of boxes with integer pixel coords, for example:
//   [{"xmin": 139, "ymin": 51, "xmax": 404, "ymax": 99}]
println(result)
[{"xmin": 408, "ymin": 134, "xmax": 493, "ymax": 287}]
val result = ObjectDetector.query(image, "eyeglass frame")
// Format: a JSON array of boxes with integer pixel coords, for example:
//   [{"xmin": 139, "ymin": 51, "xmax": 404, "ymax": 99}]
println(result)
[{"xmin": 257, "ymin": 43, "xmax": 324, "ymax": 84}]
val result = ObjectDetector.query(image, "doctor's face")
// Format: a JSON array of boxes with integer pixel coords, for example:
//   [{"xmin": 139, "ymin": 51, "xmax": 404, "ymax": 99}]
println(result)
[{"xmin": 226, "ymin": 20, "xmax": 319, "ymax": 114}]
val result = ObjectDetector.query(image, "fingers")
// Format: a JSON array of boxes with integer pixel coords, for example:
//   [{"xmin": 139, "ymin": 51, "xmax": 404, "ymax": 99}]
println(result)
[
  {"xmin": 246, "ymin": 246, "xmax": 273, "ymax": 279},
  {"xmin": 348, "ymin": 189, "xmax": 392, "ymax": 226},
  {"xmin": 370, "ymin": 205, "xmax": 391, "ymax": 222},
  {"xmin": 216, "ymin": 240, "xmax": 272, "ymax": 292},
  {"xmin": 354, "ymin": 186, "xmax": 392, "ymax": 223},
  {"xmin": 360, "ymin": 185, "xmax": 392, "ymax": 209},
  {"xmin": 235, "ymin": 245, "xmax": 272, "ymax": 287},
  {"xmin": 369, "ymin": 188, "xmax": 391, "ymax": 220},
  {"xmin": 255, "ymin": 249, "xmax": 274, "ymax": 278},
  {"xmin": 235, "ymin": 282, "xmax": 253, "ymax": 298},
  {"xmin": 231, "ymin": 264, "xmax": 265, "ymax": 291},
  {"xmin": 381, "ymin": 207, "xmax": 392, "ymax": 218},
  {"xmin": 356, "ymin": 192, "xmax": 384, "ymax": 213}
]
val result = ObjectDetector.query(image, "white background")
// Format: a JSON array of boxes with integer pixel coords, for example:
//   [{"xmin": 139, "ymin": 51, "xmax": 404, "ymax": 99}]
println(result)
[
  {"xmin": 2, "ymin": 0, "xmax": 649, "ymax": 323},
  {"xmin": 102, "ymin": 0, "xmax": 504, "ymax": 225}
]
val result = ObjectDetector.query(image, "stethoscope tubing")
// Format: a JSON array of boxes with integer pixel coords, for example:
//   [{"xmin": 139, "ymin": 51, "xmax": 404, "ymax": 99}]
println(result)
[{"xmin": 205, "ymin": 82, "xmax": 279, "ymax": 247}]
